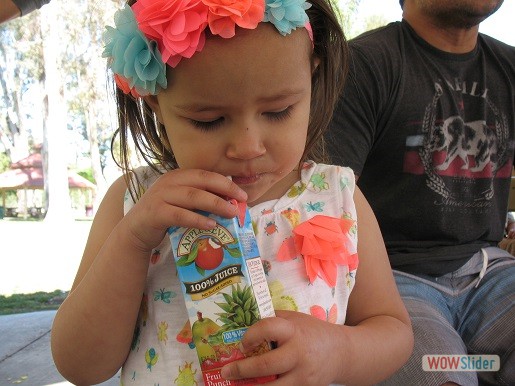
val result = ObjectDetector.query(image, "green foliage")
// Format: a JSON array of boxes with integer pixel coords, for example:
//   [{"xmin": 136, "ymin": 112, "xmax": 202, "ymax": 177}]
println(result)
[
  {"xmin": 337, "ymin": 0, "xmax": 362, "ymax": 37},
  {"xmin": 0, "ymin": 0, "xmax": 119, "ymax": 200},
  {"xmin": 363, "ymin": 14, "xmax": 389, "ymax": 35},
  {"xmin": 0, "ymin": 290, "xmax": 68, "ymax": 315},
  {"xmin": 0, "ymin": 152, "xmax": 10, "ymax": 173},
  {"xmin": 77, "ymin": 168, "xmax": 95, "ymax": 184},
  {"xmin": 3, "ymin": 190, "xmax": 18, "ymax": 208}
]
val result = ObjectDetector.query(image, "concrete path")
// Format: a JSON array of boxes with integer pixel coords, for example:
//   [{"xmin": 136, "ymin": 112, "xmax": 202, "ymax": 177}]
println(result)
[{"xmin": 0, "ymin": 310, "xmax": 119, "ymax": 386}]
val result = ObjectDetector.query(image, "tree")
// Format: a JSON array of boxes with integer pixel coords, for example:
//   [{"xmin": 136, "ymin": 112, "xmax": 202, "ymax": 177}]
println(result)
[
  {"xmin": 61, "ymin": 0, "xmax": 120, "ymax": 201},
  {"xmin": 362, "ymin": 14, "xmax": 390, "ymax": 34},
  {"xmin": 40, "ymin": 1, "xmax": 73, "ymax": 222},
  {"xmin": 337, "ymin": 0, "xmax": 362, "ymax": 38},
  {"xmin": 0, "ymin": 0, "xmax": 121, "ymax": 218},
  {"xmin": 0, "ymin": 11, "xmax": 45, "ymax": 215},
  {"xmin": 0, "ymin": 11, "xmax": 43, "ymax": 161}
]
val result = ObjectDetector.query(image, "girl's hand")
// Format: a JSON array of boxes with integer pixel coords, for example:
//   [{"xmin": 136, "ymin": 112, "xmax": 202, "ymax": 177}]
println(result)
[
  {"xmin": 122, "ymin": 169, "xmax": 247, "ymax": 252},
  {"xmin": 221, "ymin": 310, "xmax": 346, "ymax": 385}
]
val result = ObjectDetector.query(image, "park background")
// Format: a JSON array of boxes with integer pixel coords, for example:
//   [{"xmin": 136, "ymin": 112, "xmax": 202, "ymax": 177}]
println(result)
[{"xmin": 1, "ymin": 0, "xmax": 514, "ymax": 299}]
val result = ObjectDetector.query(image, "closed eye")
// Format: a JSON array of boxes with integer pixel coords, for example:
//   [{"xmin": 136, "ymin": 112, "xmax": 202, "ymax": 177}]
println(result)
[
  {"xmin": 264, "ymin": 106, "xmax": 293, "ymax": 122},
  {"xmin": 188, "ymin": 105, "xmax": 293, "ymax": 131},
  {"xmin": 189, "ymin": 117, "xmax": 225, "ymax": 131}
]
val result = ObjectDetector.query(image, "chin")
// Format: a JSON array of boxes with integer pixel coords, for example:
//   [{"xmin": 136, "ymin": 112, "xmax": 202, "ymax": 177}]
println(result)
[
  {"xmin": 245, "ymin": 186, "xmax": 274, "ymax": 207},
  {"xmin": 246, "ymin": 193, "xmax": 265, "ymax": 207}
]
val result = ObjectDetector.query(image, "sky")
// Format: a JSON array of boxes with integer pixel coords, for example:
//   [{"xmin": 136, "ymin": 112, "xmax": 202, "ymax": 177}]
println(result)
[{"xmin": 355, "ymin": 0, "xmax": 515, "ymax": 46}]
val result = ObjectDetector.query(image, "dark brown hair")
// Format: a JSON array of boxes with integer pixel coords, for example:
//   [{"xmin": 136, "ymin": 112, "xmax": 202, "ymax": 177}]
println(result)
[{"xmin": 111, "ymin": 0, "xmax": 348, "ymax": 198}]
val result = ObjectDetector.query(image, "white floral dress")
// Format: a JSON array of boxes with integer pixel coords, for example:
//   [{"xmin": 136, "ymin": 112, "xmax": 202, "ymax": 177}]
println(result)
[{"xmin": 120, "ymin": 161, "xmax": 358, "ymax": 385}]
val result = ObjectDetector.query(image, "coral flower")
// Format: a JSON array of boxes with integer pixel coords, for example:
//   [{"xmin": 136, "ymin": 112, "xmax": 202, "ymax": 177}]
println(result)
[
  {"xmin": 114, "ymin": 74, "xmax": 141, "ymax": 98},
  {"xmin": 132, "ymin": 0, "xmax": 209, "ymax": 67},
  {"xmin": 278, "ymin": 215, "xmax": 358, "ymax": 287},
  {"xmin": 203, "ymin": 0, "xmax": 265, "ymax": 38}
]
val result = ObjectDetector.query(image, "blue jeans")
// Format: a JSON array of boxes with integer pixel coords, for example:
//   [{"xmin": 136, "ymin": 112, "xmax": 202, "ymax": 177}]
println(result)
[{"xmin": 378, "ymin": 247, "xmax": 515, "ymax": 386}]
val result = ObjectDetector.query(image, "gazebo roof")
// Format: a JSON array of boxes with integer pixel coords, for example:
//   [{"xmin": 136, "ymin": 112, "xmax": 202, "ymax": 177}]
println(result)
[
  {"xmin": 11, "ymin": 153, "xmax": 43, "ymax": 169},
  {"xmin": 0, "ymin": 153, "xmax": 96, "ymax": 191}
]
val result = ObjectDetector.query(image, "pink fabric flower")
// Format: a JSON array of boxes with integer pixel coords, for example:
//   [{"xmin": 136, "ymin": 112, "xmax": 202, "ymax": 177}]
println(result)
[
  {"xmin": 132, "ymin": 0, "xmax": 209, "ymax": 67},
  {"xmin": 278, "ymin": 215, "xmax": 359, "ymax": 288},
  {"xmin": 203, "ymin": 0, "xmax": 265, "ymax": 38}
]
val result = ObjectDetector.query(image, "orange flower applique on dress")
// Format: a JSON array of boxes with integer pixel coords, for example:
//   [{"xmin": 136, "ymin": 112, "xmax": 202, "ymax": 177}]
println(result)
[{"xmin": 277, "ymin": 215, "xmax": 358, "ymax": 287}]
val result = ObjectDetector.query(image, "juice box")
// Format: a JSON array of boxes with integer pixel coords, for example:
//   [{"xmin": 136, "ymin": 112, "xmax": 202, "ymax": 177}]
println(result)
[{"xmin": 168, "ymin": 202, "xmax": 276, "ymax": 385}]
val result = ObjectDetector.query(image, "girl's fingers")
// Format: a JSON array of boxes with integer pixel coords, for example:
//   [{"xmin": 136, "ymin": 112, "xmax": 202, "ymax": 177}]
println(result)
[
  {"xmin": 221, "ymin": 317, "xmax": 296, "ymax": 380},
  {"xmin": 125, "ymin": 169, "xmax": 248, "ymax": 249},
  {"xmin": 150, "ymin": 169, "xmax": 248, "ymax": 221},
  {"xmin": 160, "ymin": 169, "xmax": 247, "ymax": 202},
  {"xmin": 241, "ymin": 316, "xmax": 295, "ymax": 349},
  {"xmin": 160, "ymin": 205, "xmax": 219, "ymax": 230},
  {"xmin": 159, "ymin": 170, "xmax": 247, "ymax": 217},
  {"xmin": 161, "ymin": 185, "xmax": 240, "ymax": 221},
  {"xmin": 221, "ymin": 346, "xmax": 294, "ymax": 381}
]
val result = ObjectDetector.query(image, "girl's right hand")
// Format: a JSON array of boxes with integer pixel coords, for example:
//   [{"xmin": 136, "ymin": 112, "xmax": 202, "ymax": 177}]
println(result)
[
  {"xmin": 52, "ymin": 169, "xmax": 247, "ymax": 385},
  {"xmin": 121, "ymin": 169, "xmax": 247, "ymax": 252}
]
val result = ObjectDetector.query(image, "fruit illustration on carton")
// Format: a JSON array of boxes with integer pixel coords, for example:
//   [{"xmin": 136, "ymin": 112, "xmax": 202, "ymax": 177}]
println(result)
[{"xmin": 168, "ymin": 202, "xmax": 276, "ymax": 385}]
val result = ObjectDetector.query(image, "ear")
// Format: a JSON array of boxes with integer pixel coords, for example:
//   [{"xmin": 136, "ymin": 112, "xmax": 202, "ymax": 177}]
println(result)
[
  {"xmin": 311, "ymin": 57, "xmax": 320, "ymax": 76},
  {"xmin": 143, "ymin": 95, "xmax": 164, "ymax": 124}
]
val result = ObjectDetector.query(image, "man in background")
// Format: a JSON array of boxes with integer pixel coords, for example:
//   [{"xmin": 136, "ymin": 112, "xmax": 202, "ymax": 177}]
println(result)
[{"xmin": 327, "ymin": 0, "xmax": 514, "ymax": 384}]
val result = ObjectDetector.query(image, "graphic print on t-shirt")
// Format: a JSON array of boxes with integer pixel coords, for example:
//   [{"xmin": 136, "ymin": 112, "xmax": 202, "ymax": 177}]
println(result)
[{"xmin": 403, "ymin": 80, "xmax": 511, "ymax": 207}]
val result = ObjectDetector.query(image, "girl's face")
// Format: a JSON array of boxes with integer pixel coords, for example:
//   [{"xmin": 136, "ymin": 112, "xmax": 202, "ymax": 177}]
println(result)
[{"xmin": 147, "ymin": 24, "xmax": 314, "ymax": 206}]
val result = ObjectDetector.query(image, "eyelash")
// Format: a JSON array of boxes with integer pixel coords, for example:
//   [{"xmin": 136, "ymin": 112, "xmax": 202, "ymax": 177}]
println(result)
[
  {"xmin": 189, "ymin": 106, "xmax": 294, "ymax": 132},
  {"xmin": 190, "ymin": 118, "xmax": 224, "ymax": 132},
  {"xmin": 266, "ymin": 106, "xmax": 293, "ymax": 121}
]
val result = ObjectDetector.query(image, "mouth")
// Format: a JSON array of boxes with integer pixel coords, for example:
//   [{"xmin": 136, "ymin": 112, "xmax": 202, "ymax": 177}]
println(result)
[{"xmin": 230, "ymin": 174, "xmax": 261, "ymax": 185}]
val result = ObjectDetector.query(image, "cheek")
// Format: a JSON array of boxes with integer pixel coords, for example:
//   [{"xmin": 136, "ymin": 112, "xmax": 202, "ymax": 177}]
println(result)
[
  {"xmin": 290, "ymin": 108, "xmax": 310, "ymax": 151},
  {"xmin": 165, "ymin": 128, "xmax": 211, "ymax": 168},
  {"xmin": 291, "ymin": 129, "xmax": 309, "ymax": 162},
  {"xmin": 273, "ymin": 117, "xmax": 309, "ymax": 164}
]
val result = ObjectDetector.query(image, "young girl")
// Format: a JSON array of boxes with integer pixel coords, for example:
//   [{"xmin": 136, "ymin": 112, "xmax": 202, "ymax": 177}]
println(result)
[{"xmin": 51, "ymin": 0, "xmax": 413, "ymax": 384}]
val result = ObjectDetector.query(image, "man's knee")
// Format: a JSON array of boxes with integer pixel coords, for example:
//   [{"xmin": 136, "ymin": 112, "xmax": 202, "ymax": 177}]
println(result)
[
  {"xmin": 463, "ymin": 265, "xmax": 515, "ymax": 385},
  {"xmin": 377, "ymin": 299, "xmax": 477, "ymax": 386}
]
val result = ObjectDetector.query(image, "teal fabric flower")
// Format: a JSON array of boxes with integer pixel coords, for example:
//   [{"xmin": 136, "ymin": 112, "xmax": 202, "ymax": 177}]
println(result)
[
  {"xmin": 103, "ymin": 5, "xmax": 167, "ymax": 96},
  {"xmin": 263, "ymin": 0, "xmax": 311, "ymax": 36}
]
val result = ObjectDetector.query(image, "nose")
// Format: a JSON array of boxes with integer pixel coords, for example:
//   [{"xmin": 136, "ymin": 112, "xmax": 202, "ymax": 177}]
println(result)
[{"xmin": 226, "ymin": 126, "xmax": 266, "ymax": 160}]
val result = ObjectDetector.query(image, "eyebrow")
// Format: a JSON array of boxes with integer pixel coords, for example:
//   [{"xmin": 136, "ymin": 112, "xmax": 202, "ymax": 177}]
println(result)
[
  {"xmin": 256, "ymin": 89, "xmax": 305, "ymax": 103},
  {"xmin": 174, "ymin": 88, "xmax": 306, "ymax": 113}
]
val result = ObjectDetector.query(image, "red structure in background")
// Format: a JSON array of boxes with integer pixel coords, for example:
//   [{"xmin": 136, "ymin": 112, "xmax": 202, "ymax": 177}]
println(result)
[{"xmin": 0, "ymin": 152, "xmax": 96, "ymax": 218}]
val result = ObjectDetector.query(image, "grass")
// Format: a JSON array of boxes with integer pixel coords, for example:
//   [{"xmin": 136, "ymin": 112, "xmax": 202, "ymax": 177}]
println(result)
[{"xmin": 0, "ymin": 290, "xmax": 68, "ymax": 315}]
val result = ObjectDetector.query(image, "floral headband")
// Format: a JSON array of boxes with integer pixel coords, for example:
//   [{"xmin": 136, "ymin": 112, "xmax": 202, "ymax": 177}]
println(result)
[{"xmin": 103, "ymin": 0, "xmax": 312, "ymax": 97}]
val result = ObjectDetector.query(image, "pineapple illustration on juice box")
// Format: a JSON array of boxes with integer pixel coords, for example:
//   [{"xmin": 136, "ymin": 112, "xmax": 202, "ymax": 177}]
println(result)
[{"xmin": 168, "ymin": 202, "xmax": 276, "ymax": 385}]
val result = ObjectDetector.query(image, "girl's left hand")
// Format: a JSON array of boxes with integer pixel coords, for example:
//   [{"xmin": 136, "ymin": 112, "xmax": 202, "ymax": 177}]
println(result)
[{"xmin": 220, "ymin": 310, "xmax": 346, "ymax": 385}]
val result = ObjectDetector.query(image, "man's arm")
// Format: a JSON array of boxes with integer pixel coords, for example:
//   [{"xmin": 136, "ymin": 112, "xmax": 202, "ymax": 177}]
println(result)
[
  {"xmin": 0, "ymin": 0, "xmax": 21, "ymax": 24},
  {"xmin": 1, "ymin": 0, "xmax": 51, "ymax": 24}
]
